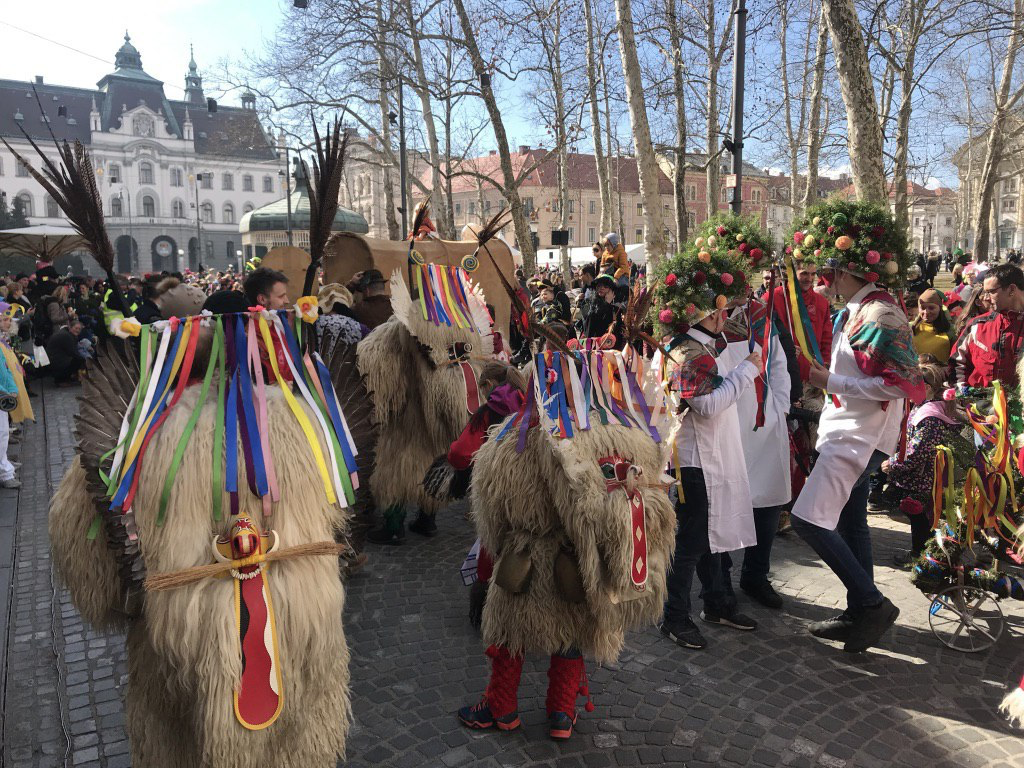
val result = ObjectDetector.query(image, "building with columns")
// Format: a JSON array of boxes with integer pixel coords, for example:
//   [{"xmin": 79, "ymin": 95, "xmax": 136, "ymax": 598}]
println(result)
[{"xmin": 0, "ymin": 33, "xmax": 284, "ymax": 274}]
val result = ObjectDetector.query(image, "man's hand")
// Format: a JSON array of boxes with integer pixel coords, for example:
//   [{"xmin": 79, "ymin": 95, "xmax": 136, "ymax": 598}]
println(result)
[
  {"xmin": 880, "ymin": 460, "xmax": 891, "ymax": 474},
  {"xmin": 745, "ymin": 350, "xmax": 762, "ymax": 369},
  {"xmin": 807, "ymin": 358, "xmax": 831, "ymax": 389}
]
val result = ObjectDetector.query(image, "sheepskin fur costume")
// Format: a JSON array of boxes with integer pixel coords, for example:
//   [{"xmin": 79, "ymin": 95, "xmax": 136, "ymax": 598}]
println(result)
[
  {"xmin": 357, "ymin": 269, "xmax": 494, "ymax": 519},
  {"xmin": 50, "ymin": 386, "xmax": 351, "ymax": 767},
  {"xmin": 471, "ymin": 420, "xmax": 676, "ymax": 664}
]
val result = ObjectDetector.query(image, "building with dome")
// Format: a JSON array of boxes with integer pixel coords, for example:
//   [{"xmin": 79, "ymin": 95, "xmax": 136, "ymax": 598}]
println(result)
[{"xmin": 0, "ymin": 33, "xmax": 283, "ymax": 274}]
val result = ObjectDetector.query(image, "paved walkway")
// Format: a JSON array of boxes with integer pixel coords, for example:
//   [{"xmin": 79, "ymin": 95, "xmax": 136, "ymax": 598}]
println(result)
[{"xmin": 2, "ymin": 384, "xmax": 1024, "ymax": 767}]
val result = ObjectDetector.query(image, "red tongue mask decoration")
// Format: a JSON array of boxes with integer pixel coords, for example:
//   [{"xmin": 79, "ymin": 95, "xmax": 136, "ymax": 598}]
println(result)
[
  {"xmin": 819, "ymin": 269, "xmax": 836, "ymax": 287},
  {"xmin": 598, "ymin": 455, "xmax": 648, "ymax": 591}
]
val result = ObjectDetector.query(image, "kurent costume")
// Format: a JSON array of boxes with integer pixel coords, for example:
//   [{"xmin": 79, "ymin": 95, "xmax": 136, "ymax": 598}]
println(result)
[
  {"xmin": 357, "ymin": 216, "xmax": 502, "ymax": 542},
  {"xmin": 22, "ymin": 119, "xmax": 367, "ymax": 766},
  {"xmin": 459, "ymin": 337, "xmax": 676, "ymax": 739}
]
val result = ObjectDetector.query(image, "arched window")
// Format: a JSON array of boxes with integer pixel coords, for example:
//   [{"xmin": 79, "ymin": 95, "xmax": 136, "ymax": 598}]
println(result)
[
  {"xmin": 262, "ymin": 175, "xmax": 273, "ymax": 193},
  {"xmin": 172, "ymin": 199, "xmax": 185, "ymax": 219},
  {"xmin": 357, "ymin": 176, "xmax": 364, "ymax": 196},
  {"xmin": 243, "ymin": 203, "xmax": 254, "ymax": 214},
  {"xmin": 222, "ymin": 173, "xmax": 234, "ymax": 191},
  {"xmin": 139, "ymin": 161, "xmax": 154, "ymax": 185},
  {"xmin": 243, "ymin": 174, "xmax": 254, "ymax": 192},
  {"xmin": 201, "ymin": 202, "xmax": 214, "ymax": 223},
  {"xmin": 15, "ymin": 192, "xmax": 33, "ymax": 217},
  {"xmin": 142, "ymin": 195, "xmax": 156, "ymax": 218},
  {"xmin": 110, "ymin": 196, "xmax": 123, "ymax": 217},
  {"xmin": 223, "ymin": 203, "xmax": 235, "ymax": 224},
  {"xmin": 45, "ymin": 195, "xmax": 60, "ymax": 218}
]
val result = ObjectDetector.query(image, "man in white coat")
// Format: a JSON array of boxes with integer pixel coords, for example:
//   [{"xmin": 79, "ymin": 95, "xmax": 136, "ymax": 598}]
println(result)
[
  {"xmin": 720, "ymin": 300, "xmax": 793, "ymax": 609},
  {"xmin": 660, "ymin": 305, "xmax": 761, "ymax": 650},
  {"xmin": 791, "ymin": 266, "xmax": 924, "ymax": 653}
]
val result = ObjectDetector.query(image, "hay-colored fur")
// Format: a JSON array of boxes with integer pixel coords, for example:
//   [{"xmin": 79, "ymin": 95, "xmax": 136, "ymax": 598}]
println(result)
[
  {"xmin": 50, "ymin": 387, "xmax": 351, "ymax": 767},
  {"xmin": 472, "ymin": 421, "xmax": 675, "ymax": 665},
  {"xmin": 358, "ymin": 317, "xmax": 485, "ymax": 515}
]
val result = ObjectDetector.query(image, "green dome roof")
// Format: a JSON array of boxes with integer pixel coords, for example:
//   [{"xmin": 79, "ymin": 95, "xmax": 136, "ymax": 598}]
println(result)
[{"xmin": 239, "ymin": 186, "xmax": 368, "ymax": 235}]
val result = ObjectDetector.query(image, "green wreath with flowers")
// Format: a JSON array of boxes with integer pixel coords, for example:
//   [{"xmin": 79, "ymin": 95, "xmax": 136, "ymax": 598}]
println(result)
[
  {"xmin": 786, "ymin": 199, "xmax": 910, "ymax": 289},
  {"xmin": 652, "ymin": 213, "xmax": 772, "ymax": 336}
]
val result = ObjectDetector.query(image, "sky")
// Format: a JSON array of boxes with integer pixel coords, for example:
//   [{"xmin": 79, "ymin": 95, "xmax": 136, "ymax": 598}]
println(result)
[{"xmin": 0, "ymin": 0, "xmax": 284, "ymax": 106}]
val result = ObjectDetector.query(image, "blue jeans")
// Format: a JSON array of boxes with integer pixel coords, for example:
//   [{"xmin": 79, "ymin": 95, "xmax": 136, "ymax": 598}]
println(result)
[
  {"xmin": 792, "ymin": 450, "xmax": 888, "ymax": 613},
  {"xmin": 664, "ymin": 469, "xmax": 737, "ymax": 623},
  {"xmin": 741, "ymin": 506, "xmax": 783, "ymax": 585}
]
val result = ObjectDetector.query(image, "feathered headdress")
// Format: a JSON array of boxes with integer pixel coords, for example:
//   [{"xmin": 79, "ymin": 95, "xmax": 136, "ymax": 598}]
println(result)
[
  {"xmin": 301, "ymin": 116, "xmax": 348, "ymax": 298},
  {"xmin": 0, "ymin": 91, "xmax": 129, "ymax": 314}
]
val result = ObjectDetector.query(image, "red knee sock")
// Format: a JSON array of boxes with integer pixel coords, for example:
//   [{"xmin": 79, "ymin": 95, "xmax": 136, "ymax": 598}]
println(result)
[
  {"xmin": 484, "ymin": 645, "xmax": 523, "ymax": 718},
  {"xmin": 545, "ymin": 655, "xmax": 594, "ymax": 717}
]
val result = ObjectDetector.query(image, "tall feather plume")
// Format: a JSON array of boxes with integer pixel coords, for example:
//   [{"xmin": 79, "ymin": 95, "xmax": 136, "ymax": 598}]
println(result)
[
  {"xmin": 302, "ymin": 114, "xmax": 348, "ymax": 298},
  {"xmin": 475, "ymin": 208, "xmax": 513, "ymax": 248},
  {"xmin": 623, "ymin": 278, "xmax": 664, "ymax": 352},
  {"xmin": 482, "ymin": 246, "xmax": 570, "ymax": 355},
  {"xmin": 1, "ymin": 109, "xmax": 129, "ymax": 315},
  {"xmin": 410, "ymin": 197, "xmax": 431, "ymax": 237}
]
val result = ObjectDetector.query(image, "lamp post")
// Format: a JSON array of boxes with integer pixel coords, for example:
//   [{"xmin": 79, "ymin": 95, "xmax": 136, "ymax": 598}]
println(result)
[
  {"xmin": 726, "ymin": 0, "xmax": 747, "ymax": 215},
  {"xmin": 388, "ymin": 73, "xmax": 408, "ymax": 236},
  {"xmin": 119, "ymin": 188, "xmax": 134, "ymax": 271},
  {"xmin": 278, "ymin": 148, "xmax": 295, "ymax": 246},
  {"xmin": 177, "ymin": 248, "xmax": 185, "ymax": 273},
  {"xmin": 236, "ymin": 249, "xmax": 243, "ymax": 274},
  {"xmin": 193, "ymin": 173, "xmax": 205, "ymax": 270}
]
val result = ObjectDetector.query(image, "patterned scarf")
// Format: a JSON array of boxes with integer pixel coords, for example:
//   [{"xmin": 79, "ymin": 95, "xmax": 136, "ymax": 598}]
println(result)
[{"xmin": 841, "ymin": 291, "xmax": 926, "ymax": 404}]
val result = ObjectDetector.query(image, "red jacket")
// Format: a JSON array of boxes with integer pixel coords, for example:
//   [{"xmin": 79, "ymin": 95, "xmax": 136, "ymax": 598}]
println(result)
[
  {"xmin": 950, "ymin": 310, "xmax": 1024, "ymax": 389},
  {"xmin": 772, "ymin": 285, "xmax": 833, "ymax": 382}
]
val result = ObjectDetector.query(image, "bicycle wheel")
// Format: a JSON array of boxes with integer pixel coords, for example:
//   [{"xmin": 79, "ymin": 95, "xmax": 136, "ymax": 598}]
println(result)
[{"xmin": 928, "ymin": 586, "xmax": 1004, "ymax": 652}]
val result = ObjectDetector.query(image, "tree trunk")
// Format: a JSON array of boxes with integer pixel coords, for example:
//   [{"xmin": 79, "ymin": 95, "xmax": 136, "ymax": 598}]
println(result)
[
  {"xmin": 971, "ymin": 0, "xmax": 1024, "ymax": 263},
  {"xmin": 705, "ymin": 0, "xmax": 720, "ymax": 218},
  {"xmin": 890, "ymin": 60, "xmax": 915, "ymax": 236},
  {"xmin": 402, "ymin": 0, "xmax": 452, "ymax": 239},
  {"xmin": 802, "ymin": 4, "xmax": 828, "ymax": 211},
  {"xmin": 583, "ymin": 0, "xmax": 612, "ymax": 234},
  {"xmin": 614, "ymin": 0, "xmax": 668, "ymax": 269},
  {"xmin": 667, "ymin": 0, "xmax": 688, "ymax": 249},
  {"xmin": 821, "ymin": 0, "xmax": 887, "ymax": 203},
  {"xmin": 452, "ymin": 0, "xmax": 537, "ymax": 271}
]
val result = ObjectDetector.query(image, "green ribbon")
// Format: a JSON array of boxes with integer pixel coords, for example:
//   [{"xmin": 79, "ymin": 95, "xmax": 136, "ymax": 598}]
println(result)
[
  {"xmin": 157, "ymin": 324, "xmax": 222, "ymax": 526},
  {"xmin": 211, "ymin": 319, "xmax": 226, "ymax": 521},
  {"xmin": 301, "ymin": 360, "xmax": 356, "ymax": 506},
  {"xmin": 100, "ymin": 328, "xmax": 153, "ymax": 494}
]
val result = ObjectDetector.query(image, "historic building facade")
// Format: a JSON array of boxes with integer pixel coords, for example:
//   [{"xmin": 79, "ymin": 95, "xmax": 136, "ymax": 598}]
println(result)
[{"xmin": 0, "ymin": 34, "xmax": 283, "ymax": 274}]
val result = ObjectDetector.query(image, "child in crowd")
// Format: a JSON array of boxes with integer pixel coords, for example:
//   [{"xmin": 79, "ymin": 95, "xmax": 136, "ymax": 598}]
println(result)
[
  {"xmin": 879, "ymin": 359, "xmax": 963, "ymax": 565},
  {"xmin": 911, "ymin": 289, "xmax": 956, "ymax": 364}
]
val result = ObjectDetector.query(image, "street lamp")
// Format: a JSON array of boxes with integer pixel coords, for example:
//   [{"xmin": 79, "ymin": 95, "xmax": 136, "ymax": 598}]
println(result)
[
  {"xmin": 192, "ymin": 173, "xmax": 206, "ymax": 270},
  {"xmin": 119, "ymin": 188, "xmax": 135, "ymax": 271},
  {"xmin": 177, "ymin": 249, "xmax": 185, "ymax": 273},
  {"xmin": 235, "ymin": 248, "xmax": 243, "ymax": 274},
  {"xmin": 277, "ymin": 150, "xmax": 295, "ymax": 246}
]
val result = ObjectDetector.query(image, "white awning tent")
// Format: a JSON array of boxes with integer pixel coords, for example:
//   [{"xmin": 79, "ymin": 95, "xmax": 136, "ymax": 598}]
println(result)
[{"xmin": 535, "ymin": 243, "xmax": 646, "ymax": 268}]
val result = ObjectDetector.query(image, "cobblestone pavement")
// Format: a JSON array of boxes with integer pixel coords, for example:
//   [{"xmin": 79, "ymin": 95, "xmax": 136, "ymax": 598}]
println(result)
[{"xmin": 3, "ymin": 384, "xmax": 1024, "ymax": 767}]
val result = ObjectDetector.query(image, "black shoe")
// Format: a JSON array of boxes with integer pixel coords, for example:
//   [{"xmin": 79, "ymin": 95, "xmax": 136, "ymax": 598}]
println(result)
[
  {"xmin": 701, "ymin": 609, "xmax": 757, "ymax": 631},
  {"xmin": 844, "ymin": 598, "xmax": 899, "ymax": 653},
  {"xmin": 408, "ymin": 512, "xmax": 438, "ymax": 537},
  {"xmin": 741, "ymin": 580, "xmax": 783, "ymax": 609},
  {"xmin": 808, "ymin": 612, "xmax": 856, "ymax": 640},
  {"xmin": 366, "ymin": 525, "xmax": 404, "ymax": 545},
  {"xmin": 660, "ymin": 617, "xmax": 707, "ymax": 649}
]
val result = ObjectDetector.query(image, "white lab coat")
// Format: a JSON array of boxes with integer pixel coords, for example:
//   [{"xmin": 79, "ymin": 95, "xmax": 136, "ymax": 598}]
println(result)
[
  {"xmin": 720, "ymin": 323, "xmax": 792, "ymax": 509},
  {"xmin": 671, "ymin": 328, "xmax": 759, "ymax": 553},
  {"xmin": 790, "ymin": 284, "xmax": 906, "ymax": 529}
]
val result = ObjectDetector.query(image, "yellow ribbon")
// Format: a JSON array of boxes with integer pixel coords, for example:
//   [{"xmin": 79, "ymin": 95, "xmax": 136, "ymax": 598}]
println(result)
[{"xmin": 256, "ymin": 316, "xmax": 337, "ymax": 504}]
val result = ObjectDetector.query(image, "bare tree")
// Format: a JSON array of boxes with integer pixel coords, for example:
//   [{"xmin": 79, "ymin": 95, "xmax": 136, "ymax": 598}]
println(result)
[
  {"xmin": 802, "ymin": 3, "xmax": 829, "ymax": 210},
  {"xmin": 583, "ymin": 0, "xmax": 614, "ymax": 233}
]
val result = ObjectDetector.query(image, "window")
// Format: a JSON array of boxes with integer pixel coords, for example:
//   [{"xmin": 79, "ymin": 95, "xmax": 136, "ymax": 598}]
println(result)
[
  {"xmin": 770, "ymin": 187, "xmax": 777, "ymax": 200},
  {"xmin": 522, "ymin": 197, "xmax": 534, "ymax": 215},
  {"xmin": 201, "ymin": 202, "xmax": 214, "ymax": 223},
  {"xmin": 634, "ymin": 228, "xmax": 643, "ymax": 242},
  {"xmin": 587, "ymin": 227, "xmax": 596, "ymax": 243},
  {"xmin": 206, "ymin": 240, "xmax": 214, "ymax": 258},
  {"xmin": 170, "ymin": 168, "xmax": 183, "ymax": 187},
  {"xmin": 664, "ymin": 204, "xmax": 670, "ymax": 212},
  {"xmin": 568, "ymin": 200, "xmax": 574, "ymax": 214},
  {"xmin": 227, "ymin": 240, "xmax": 235, "ymax": 259},
  {"xmin": 200, "ymin": 173, "xmax": 213, "ymax": 190},
  {"xmin": 110, "ymin": 196, "xmax": 123, "ymax": 217},
  {"xmin": 588, "ymin": 200, "xmax": 596, "ymax": 215},
  {"xmin": 139, "ymin": 161, "xmax": 153, "ymax": 185},
  {"xmin": 142, "ymin": 195, "xmax": 155, "ymax": 217},
  {"xmin": 243, "ymin": 203, "xmax": 254, "ymax": 214},
  {"xmin": 1003, "ymin": 198, "xmax": 1017, "ymax": 212},
  {"xmin": 0, "ymin": 157, "xmax": 4, "ymax": 176},
  {"xmin": 568, "ymin": 227, "xmax": 575, "ymax": 243},
  {"xmin": 468, "ymin": 201, "xmax": 476, "ymax": 215},
  {"xmin": 109, "ymin": 164, "xmax": 120, "ymax": 183},
  {"xmin": 1007, "ymin": 178, "xmax": 1019, "ymax": 194},
  {"xmin": 223, "ymin": 203, "xmax": 235, "ymax": 224},
  {"xmin": 45, "ymin": 195, "xmax": 59, "ymax": 218},
  {"xmin": 914, "ymin": 217, "xmax": 920, "ymax": 226},
  {"xmin": 945, "ymin": 217, "xmax": 952, "ymax": 226},
  {"xmin": 455, "ymin": 202, "xmax": 462, "ymax": 216},
  {"xmin": 243, "ymin": 174, "xmax": 254, "ymax": 192},
  {"xmin": 752, "ymin": 189, "xmax": 762, "ymax": 203},
  {"xmin": 173, "ymin": 200, "xmax": 185, "ymax": 218},
  {"xmin": 15, "ymin": 193, "xmax": 33, "ymax": 217},
  {"xmin": 16, "ymin": 161, "xmax": 29, "ymax": 178},
  {"xmin": 686, "ymin": 185, "xmax": 696, "ymax": 201},
  {"xmin": 687, "ymin": 211, "xmax": 696, "ymax": 228},
  {"xmin": 552, "ymin": 199, "xmax": 560, "ymax": 214},
  {"xmin": 263, "ymin": 175, "xmax": 273, "ymax": 193},
  {"xmin": 720, "ymin": 187, "xmax": 729, "ymax": 203},
  {"xmin": 222, "ymin": 173, "xmax": 234, "ymax": 191},
  {"xmin": 636, "ymin": 202, "xmax": 643, "ymax": 216},
  {"xmin": 485, "ymin": 199, "xmax": 492, "ymax": 213}
]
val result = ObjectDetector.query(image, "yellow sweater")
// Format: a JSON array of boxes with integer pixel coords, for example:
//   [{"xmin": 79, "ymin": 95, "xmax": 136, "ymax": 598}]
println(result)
[{"xmin": 913, "ymin": 322, "xmax": 954, "ymax": 364}]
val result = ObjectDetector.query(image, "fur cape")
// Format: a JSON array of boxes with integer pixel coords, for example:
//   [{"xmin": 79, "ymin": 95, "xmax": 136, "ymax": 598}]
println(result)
[
  {"xmin": 471, "ymin": 420, "xmax": 675, "ymax": 664},
  {"xmin": 49, "ymin": 386, "xmax": 351, "ymax": 767}
]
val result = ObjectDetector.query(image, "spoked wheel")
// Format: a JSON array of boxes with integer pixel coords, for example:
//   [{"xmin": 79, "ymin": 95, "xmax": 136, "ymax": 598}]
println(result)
[{"xmin": 928, "ymin": 586, "xmax": 1004, "ymax": 652}]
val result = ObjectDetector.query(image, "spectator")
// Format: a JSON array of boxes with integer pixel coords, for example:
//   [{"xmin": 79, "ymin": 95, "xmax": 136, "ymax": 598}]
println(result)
[
  {"xmin": 599, "ymin": 232, "xmax": 629, "ymax": 288},
  {"xmin": 317, "ymin": 283, "xmax": 366, "ymax": 357},
  {"xmin": 532, "ymin": 281, "xmax": 569, "ymax": 326},
  {"xmin": 580, "ymin": 275, "xmax": 617, "ymax": 339},
  {"xmin": 951, "ymin": 263, "xmax": 1024, "ymax": 390},
  {"xmin": 350, "ymin": 269, "xmax": 394, "ymax": 330},
  {"xmin": 911, "ymin": 289, "xmax": 955, "ymax": 364},
  {"xmin": 33, "ymin": 283, "xmax": 70, "ymax": 345},
  {"xmin": 133, "ymin": 276, "xmax": 164, "ymax": 324},
  {"xmin": 243, "ymin": 267, "xmax": 290, "ymax": 310},
  {"xmin": 0, "ymin": 346, "xmax": 20, "ymax": 488},
  {"xmin": 45, "ymin": 318, "xmax": 86, "ymax": 387}
]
